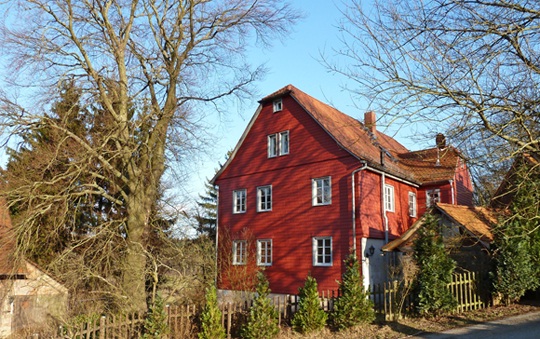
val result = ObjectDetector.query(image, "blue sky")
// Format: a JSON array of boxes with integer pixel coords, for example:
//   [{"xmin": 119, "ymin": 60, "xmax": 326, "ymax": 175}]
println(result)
[
  {"xmin": 189, "ymin": 1, "xmax": 367, "ymax": 197},
  {"xmin": 189, "ymin": 0, "xmax": 431, "ymax": 198},
  {"xmin": 0, "ymin": 1, "xmax": 432, "ymax": 201}
]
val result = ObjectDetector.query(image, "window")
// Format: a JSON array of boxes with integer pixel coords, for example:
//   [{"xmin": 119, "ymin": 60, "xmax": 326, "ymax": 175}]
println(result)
[
  {"xmin": 313, "ymin": 237, "xmax": 332, "ymax": 266},
  {"xmin": 233, "ymin": 189, "xmax": 246, "ymax": 213},
  {"xmin": 384, "ymin": 184, "xmax": 395, "ymax": 212},
  {"xmin": 312, "ymin": 177, "xmax": 331, "ymax": 206},
  {"xmin": 268, "ymin": 134, "xmax": 278, "ymax": 157},
  {"xmin": 232, "ymin": 240, "xmax": 247, "ymax": 265},
  {"xmin": 426, "ymin": 189, "xmax": 441, "ymax": 207},
  {"xmin": 408, "ymin": 192, "xmax": 417, "ymax": 217},
  {"xmin": 279, "ymin": 131, "xmax": 289, "ymax": 155},
  {"xmin": 273, "ymin": 98, "xmax": 283, "ymax": 112},
  {"xmin": 257, "ymin": 185, "xmax": 272, "ymax": 212},
  {"xmin": 257, "ymin": 239, "xmax": 272, "ymax": 266},
  {"xmin": 267, "ymin": 131, "xmax": 289, "ymax": 158}
]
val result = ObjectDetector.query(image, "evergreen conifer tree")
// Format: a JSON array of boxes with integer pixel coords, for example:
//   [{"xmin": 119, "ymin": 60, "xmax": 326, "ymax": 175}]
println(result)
[
  {"xmin": 195, "ymin": 178, "xmax": 218, "ymax": 239},
  {"xmin": 413, "ymin": 213, "xmax": 456, "ymax": 315},
  {"xmin": 143, "ymin": 294, "xmax": 170, "ymax": 339},
  {"xmin": 292, "ymin": 275, "xmax": 327, "ymax": 333},
  {"xmin": 331, "ymin": 254, "xmax": 374, "ymax": 330},
  {"xmin": 198, "ymin": 285, "xmax": 226, "ymax": 339},
  {"xmin": 241, "ymin": 271, "xmax": 280, "ymax": 339}
]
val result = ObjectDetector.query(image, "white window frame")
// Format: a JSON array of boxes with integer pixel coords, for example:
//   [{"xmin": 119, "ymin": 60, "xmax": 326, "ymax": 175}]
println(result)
[
  {"xmin": 233, "ymin": 189, "xmax": 246, "ymax": 214},
  {"xmin": 279, "ymin": 131, "xmax": 289, "ymax": 155},
  {"xmin": 267, "ymin": 131, "xmax": 289, "ymax": 158},
  {"xmin": 273, "ymin": 98, "xmax": 283, "ymax": 112},
  {"xmin": 312, "ymin": 176, "xmax": 332, "ymax": 206},
  {"xmin": 257, "ymin": 185, "xmax": 272, "ymax": 212},
  {"xmin": 257, "ymin": 239, "xmax": 272, "ymax": 266},
  {"xmin": 232, "ymin": 240, "xmax": 247, "ymax": 265},
  {"xmin": 384, "ymin": 184, "xmax": 395, "ymax": 212},
  {"xmin": 268, "ymin": 134, "xmax": 278, "ymax": 158},
  {"xmin": 408, "ymin": 192, "xmax": 417, "ymax": 217},
  {"xmin": 426, "ymin": 189, "xmax": 441, "ymax": 207},
  {"xmin": 313, "ymin": 237, "xmax": 332, "ymax": 266}
]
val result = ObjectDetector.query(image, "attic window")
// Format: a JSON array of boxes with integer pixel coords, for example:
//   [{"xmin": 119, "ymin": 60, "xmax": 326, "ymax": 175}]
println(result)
[
  {"xmin": 273, "ymin": 98, "xmax": 283, "ymax": 112},
  {"xmin": 426, "ymin": 189, "xmax": 441, "ymax": 207}
]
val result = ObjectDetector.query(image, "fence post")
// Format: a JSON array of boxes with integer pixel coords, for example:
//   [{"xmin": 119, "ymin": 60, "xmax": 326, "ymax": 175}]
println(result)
[
  {"xmin": 227, "ymin": 302, "xmax": 232, "ymax": 339},
  {"xmin": 99, "ymin": 315, "xmax": 106, "ymax": 339}
]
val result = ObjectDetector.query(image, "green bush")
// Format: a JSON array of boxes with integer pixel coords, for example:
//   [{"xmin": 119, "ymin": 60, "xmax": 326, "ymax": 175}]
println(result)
[
  {"xmin": 331, "ymin": 254, "xmax": 374, "ymax": 330},
  {"xmin": 143, "ymin": 294, "xmax": 170, "ymax": 339},
  {"xmin": 291, "ymin": 275, "xmax": 327, "ymax": 333},
  {"xmin": 198, "ymin": 285, "xmax": 226, "ymax": 339},
  {"xmin": 492, "ymin": 164, "xmax": 540, "ymax": 304},
  {"xmin": 241, "ymin": 271, "xmax": 280, "ymax": 339},
  {"xmin": 413, "ymin": 213, "xmax": 456, "ymax": 315}
]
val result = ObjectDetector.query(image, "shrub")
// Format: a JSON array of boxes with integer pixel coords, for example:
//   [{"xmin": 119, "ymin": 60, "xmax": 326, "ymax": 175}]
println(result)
[
  {"xmin": 291, "ymin": 275, "xmax": 327, "ymax": 333},
  {"xmin": 492, "ymin": 164, "xmax": 540, "ymax": 304},
  {"xmin": 143, "ymin": 294, "xmax": 170, "ymax": 339},
  {"xmin": 331, "ymin": 254, "xmax": 374, "ymax": 330},
  {"xmin": 241, "ymin": 271, "xmax": 279, "ymax": 339},
  {"xmin": 413, "ymin": 213, "xmax": 456, "ymax": 315},
  {"xmin": 198, "ymin": 285, "xmax": 226, "ymax": 339}
]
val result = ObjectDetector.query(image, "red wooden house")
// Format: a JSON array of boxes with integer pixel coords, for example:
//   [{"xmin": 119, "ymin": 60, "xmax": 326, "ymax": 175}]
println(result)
[{"xmin": 212, "ymin": 85, "xmax": 473, "ymax": 295}]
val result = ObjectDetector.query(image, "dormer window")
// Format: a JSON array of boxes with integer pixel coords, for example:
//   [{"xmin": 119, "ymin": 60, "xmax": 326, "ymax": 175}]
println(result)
[
  {"xmin": 426, "ymin": 189, "xmax": 441, "ymax": 207},
  {"xmin": 273, "ymin": 98, "xmax": 283, "ymax": 112}
]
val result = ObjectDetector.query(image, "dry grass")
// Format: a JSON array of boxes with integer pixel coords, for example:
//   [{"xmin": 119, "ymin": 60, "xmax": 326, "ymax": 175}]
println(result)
[{"xmin": 276, "ymin": 301, "xmax": 540, "ymax": 338}]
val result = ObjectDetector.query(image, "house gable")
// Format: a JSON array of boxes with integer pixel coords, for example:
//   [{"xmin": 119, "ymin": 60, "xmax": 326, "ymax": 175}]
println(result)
[{"xmin": 214, "ymin": 85, "xmax": 475, "ymax": 294}]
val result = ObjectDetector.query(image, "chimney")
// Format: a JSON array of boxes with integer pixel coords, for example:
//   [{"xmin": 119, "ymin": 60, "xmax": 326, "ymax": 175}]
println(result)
[
  {"xmin": 436, "ymin": 133, "xmax": 446, "ymax": 149},
  {"xmin": 365, "ymin": 111, "xmax": 376, "ymax": 133}
]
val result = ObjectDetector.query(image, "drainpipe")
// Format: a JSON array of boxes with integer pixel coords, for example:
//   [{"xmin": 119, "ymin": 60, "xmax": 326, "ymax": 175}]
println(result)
[
  {"xmin": 381, "ymin": 172, "xmax": 389, "ymax": 244},
  {"xmin": 351, "ymin": 161, "xmax": 368, "ymax": 258},
  {"xmin": 449, "ymin": 179, "xmax": 455, "ymax": 205}
]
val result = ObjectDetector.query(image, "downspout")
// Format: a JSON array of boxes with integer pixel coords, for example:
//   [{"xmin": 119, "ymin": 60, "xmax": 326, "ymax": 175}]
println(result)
[
  {"xmin": 214, "ymin": 185, "xmax": 219, "ymax": 286},
  {"xmin": 449, "ymin": 179, "xmax": 455, "ymax": 205},
  {"xmin": 351, "ymin": 161, "xmax": 368, "ymax": 258},
  {"xmin": 381, "ymin": 172, "xmax": 389, "ymax": 244}
]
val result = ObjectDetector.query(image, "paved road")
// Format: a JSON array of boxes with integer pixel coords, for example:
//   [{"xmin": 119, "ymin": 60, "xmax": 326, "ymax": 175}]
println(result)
[{"xmin": 412, "ymin": 311, "xmax": 540, "ymax": 339}]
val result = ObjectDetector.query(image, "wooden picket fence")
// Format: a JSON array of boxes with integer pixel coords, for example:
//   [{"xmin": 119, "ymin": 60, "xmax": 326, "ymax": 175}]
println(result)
[
  {"xmin": 370, "ymin": 271, "xmax": 488, "ymax": 320},
  {"xmin": 47, "ymin": 271, "xmax": 488, "ymax": 338},
  {"xmin": 55, "ymin": 304, "xmax": 196, "ymax": 339}
]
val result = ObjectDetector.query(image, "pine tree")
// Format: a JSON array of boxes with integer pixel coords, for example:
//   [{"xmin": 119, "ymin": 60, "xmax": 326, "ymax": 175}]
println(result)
[
  {"xmin": 143, "ymin": 294, "xmax": 170, "ymax": 339},
  {"xmin": 413, "ymin": 214, "xmax": 456, "ymax": 315},
  {"xmin": 331, "ymin": 254, "xmax": 374, "ymax": 330},
  {"xmin": 198, "ymin": 285, "xmax": 226, "ymax": 339},
  {"xmin": 291, "ymin": 275, "xmax": 327, "ymax": 333},
  {"xmin": 195, "ymin": 178, "xmax": 218, "ymax": 239},
  {"xmin": 241, "ymin": 271, "xmax": 280, "ymax": 339}
]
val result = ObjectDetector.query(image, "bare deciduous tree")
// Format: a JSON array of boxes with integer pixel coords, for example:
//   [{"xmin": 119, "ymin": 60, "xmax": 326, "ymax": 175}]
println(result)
[
  {"xmin": 0, "ymin": 0, "xmax": 300, "ymax": 311},
  {"xmin": 326, "ymin": 0, "xmax": 540, "ymax": 171}
]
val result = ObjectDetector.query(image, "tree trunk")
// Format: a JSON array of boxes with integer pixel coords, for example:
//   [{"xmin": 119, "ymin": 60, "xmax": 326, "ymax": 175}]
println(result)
[{"xmin": 122, "ymin": 185, "xmax": 154, "ymax": 311}]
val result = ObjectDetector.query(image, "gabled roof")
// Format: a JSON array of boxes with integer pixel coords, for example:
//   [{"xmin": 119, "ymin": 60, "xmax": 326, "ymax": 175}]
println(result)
[
  {"xmin": 382, "ymin": 203, "xmax": 495, "ymax": 252},
  {"xmin": 436, "ymin": 203, "xmax": 495, "ymax": 244},
  {"xmin": 214, "ymin": 85, "xmax": 464, "ymax": 185},
  {"xmin": 491, "ymin": 153, "xmax": 539, "ymax": 208},
  {"xmin": 398, "ymin": 147, "xmax": 464, "ymax": 184}
]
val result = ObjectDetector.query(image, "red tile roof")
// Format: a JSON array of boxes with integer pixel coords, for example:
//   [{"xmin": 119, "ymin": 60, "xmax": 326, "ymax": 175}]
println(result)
[
  {"xmin": 382, "ymin": 203, "xmax": 495, "ymax": 252},
  {"xmin": 261, "ymin": 85, "xmax": 464, "ymax": 184},
  {"xmin": 436, "ymin": 203, "xmax": 495, "ymax": 243}
]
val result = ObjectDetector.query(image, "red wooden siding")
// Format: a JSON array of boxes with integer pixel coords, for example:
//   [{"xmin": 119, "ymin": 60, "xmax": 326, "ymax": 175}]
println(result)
[{"xmin": 216, "ymin": 96, "xmax": 423, "ymax": 294}]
